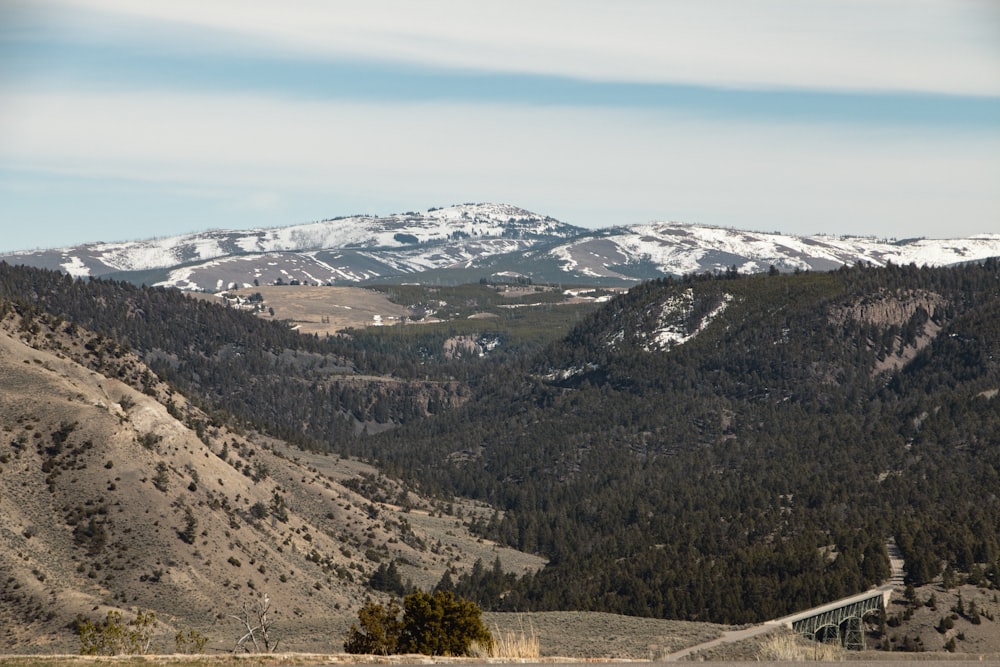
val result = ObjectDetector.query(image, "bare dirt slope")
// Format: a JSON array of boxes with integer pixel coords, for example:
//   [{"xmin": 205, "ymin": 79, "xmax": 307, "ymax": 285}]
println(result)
[{"xmin": 0, "ymin": 307, "xmax": 542, "ymax": 654}]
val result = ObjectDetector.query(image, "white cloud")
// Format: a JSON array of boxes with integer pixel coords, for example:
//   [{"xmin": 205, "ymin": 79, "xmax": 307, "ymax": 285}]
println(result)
[
  {"xmin": 2, "ymin": 89, "xmax": 997, "ymax": 236},
  {"xmin": 32, "ymin": 0, "xmax": 1000, "ymax": 95}
]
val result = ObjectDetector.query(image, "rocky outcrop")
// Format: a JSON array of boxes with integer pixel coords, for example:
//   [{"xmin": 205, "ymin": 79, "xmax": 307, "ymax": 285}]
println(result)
[
  {"xmin": 832, "ymin": 289, "xmax": 948, "ymax": 375},
  {"xmin": 832, "ymin": 288, "xmax": 946, "ymax": 328}
]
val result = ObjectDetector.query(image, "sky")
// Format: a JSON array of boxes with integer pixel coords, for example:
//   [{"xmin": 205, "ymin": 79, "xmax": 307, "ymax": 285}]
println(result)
[{"xmin": 1, "ymin": 1, "xmax": 998, "ymax": 252}]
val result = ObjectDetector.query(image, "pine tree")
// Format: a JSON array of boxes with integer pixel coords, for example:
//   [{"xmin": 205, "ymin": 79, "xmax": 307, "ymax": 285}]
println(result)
[{"xmin": 180, "ymin": 508, "xmax": 197, "ymax": 544}]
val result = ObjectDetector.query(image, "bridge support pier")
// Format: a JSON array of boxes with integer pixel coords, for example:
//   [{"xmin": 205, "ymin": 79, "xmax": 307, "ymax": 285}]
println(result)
[{"xmin": 844, "ymin": 616, "xmax": 864, "ymax": 651}]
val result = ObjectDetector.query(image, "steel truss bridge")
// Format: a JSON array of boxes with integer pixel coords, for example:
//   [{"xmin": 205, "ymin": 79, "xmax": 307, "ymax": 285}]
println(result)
[
  {"xmin": 664, "ymin": 543, "xmax": 904, "ymax": 659},
  {"xmin": 769, "ymin": 587, "xmax": 892, "ymax": 650}
]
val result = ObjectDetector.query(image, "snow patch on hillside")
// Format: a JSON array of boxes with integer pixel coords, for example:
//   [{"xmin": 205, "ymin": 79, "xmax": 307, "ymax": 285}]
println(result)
[
  {"xmin": 645, "ymin": 290, "xmax": 734, "ymax": 351},
  {"xmin": 59, "ymin": 256, "xmax": 90, "ymax": 276},
  {"xmin": 544, "ymin": 363, "xmax": 600, "ymax": 382}
]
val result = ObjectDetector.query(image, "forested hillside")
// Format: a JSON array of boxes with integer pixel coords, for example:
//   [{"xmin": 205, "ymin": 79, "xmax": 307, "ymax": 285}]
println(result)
[
  {"xmin": 0, "ymin": 266, "xmax": 574, "ymax": 446},
  {"xmin": 366, "ymin": 262, "xmax": 1000, "ymax": 623},
  {"xmin": 2, "ymin": 260, "xmax": 999, "ymax": 627}
]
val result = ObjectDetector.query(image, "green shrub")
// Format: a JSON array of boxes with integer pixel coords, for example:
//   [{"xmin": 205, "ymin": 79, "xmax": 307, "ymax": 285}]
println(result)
[
  {"xmin": 175, "ymin": 629, "xmax": 209, "ymax": 653},
  {"xmin": 344, "ymin": 589, "xmax": 490, "ymax": 656},
  {"xmin": 250, "ymin": 501, "xmax": 268, "ymax": 520},
  {"xmin": 369, "ymin": 560, "xmax": 406, "ymax": 595},
  {"xmin": 344, "ymin": 599, "xmax": 402, "ymax": 655},
  {"xmin": 77, "ymin": 609, "xmax": 156, "ymax": 655},
  {"xmin": 138, "ymin": 432, "xmax": 162, "ymax": 451},
  {"xmin": 180, "ymin": 507, "xmax": 198, "ymax": 544},
  {"xmin": 152, "ymin": 461, "xmax": 169, "ymax": 491},
  {"xmin": 270, "ymin": 492, "xmax": 289, "ymax": 522},
  {"xmin": 937, "ymin": 615, "xmax": 954, "ymax": 633}
]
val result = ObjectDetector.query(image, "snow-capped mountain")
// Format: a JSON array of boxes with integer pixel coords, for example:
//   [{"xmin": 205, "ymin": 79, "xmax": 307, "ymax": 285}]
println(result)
[
  {"xmin": 2, "ymin": 203, "xmax": 582, "ymax": 290},
  {"xmin": 546, "ymin": 222, "xmax": 1000, "ymax": 280},
  {"xmin": 3, "ymin": 204, "xmax": 999, "ymax": 290}
]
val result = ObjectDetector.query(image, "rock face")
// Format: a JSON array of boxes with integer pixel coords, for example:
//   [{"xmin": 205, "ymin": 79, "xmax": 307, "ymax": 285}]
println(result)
[
  {"xmin": 832, "ymin": 289, "xmax": 948, "ymax": 374},
  {"xmin": 833, "ymin": 289, "xmax": 947, "ymax": 328}
]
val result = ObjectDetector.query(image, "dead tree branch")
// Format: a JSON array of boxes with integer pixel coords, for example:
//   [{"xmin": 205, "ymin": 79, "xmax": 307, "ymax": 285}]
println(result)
[{"xmin": 230, "ymin": 592, "xmax": 280, "ymax": 653}]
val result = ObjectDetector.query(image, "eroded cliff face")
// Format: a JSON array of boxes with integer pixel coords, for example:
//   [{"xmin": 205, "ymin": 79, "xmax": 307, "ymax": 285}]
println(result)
[
  {"xmin": 832, "ymin": 288, "xmax": 947, "ymax": 328},
  {"xmin": 832, "ymin": 289, "xmax": 948, "ymax": 374}
]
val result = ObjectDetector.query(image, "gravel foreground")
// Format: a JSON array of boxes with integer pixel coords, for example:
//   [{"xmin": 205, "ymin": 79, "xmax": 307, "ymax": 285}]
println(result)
[
  {"xmin": 2, "ymin": 657, "xmax": 1000, "ymax": 666},
  {"xmin": 4, "ymin": 610, "xmax": 999, "ymax": 663}
]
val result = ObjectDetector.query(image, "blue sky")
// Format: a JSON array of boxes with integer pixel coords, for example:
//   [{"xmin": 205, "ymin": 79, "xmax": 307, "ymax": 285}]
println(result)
[{"xmin": 1, "ymin": 0, "xmax": 998, "ymax": 252}]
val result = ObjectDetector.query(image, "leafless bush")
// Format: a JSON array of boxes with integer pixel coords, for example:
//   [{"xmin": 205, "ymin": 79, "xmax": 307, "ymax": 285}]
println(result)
[{"xmin": 230, "ymin": 591, "xmax": 280, "ymax": 653}]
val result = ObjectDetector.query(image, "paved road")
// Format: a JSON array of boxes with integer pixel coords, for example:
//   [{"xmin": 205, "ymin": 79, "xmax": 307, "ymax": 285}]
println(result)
[
  {"xmin": 331, "ymin": 662, "xmax": 1000, "ymax": 666},
  {"xmin": 885, "ymin": 536, "xmax": 906, "ymax": 587},
  {"xmin": 660, "ymin": 623, "xmax": 778, "ymax": 661}
]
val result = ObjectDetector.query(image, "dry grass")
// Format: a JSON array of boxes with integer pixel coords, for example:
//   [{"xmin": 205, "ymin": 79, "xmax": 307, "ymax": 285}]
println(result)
[
  {"xmin": 756, "ymin": 631, "xmax": 844, "ymax": 661},
  {"xmin": 482, "ymin": 611, "xmax": 724, "ymax": 659},
  {"xmin": 0, "ymin": 656, "xmax": 477, "ymax": 667},
  {"xmin": 0, "ymin": 658, "xmax": 317, "ymax": 667},
  {"xmin": 471, "ymin": 618, "xmax": 540, "ymax": 659},
  {"xmin": 191, "ymin": 286, "xmax": 413, "ymax": 336}
]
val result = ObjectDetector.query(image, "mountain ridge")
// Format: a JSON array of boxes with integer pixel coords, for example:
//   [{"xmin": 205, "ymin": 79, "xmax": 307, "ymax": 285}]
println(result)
[
  {"xmin": 2, "ymin": 203, "xmax": 581, "ymax": 289},
  {"xmin": 3, "ymin": 203, "xmax": 998, "ymax": 291}
]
